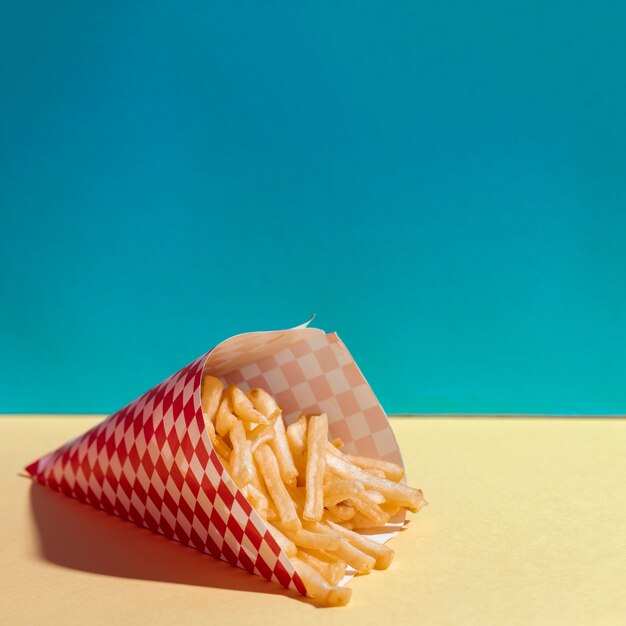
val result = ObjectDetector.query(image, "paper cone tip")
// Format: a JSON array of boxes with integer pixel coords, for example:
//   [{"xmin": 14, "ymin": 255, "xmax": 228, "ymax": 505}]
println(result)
[{"xmin": 24, "ymin": 460, "xmax": 39, "ymax": 477}]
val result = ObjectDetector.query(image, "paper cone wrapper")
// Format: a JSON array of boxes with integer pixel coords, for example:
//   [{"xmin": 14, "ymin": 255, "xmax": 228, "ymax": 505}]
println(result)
[{"xmin": 25, "ymin": 325, "xmax": 406, "ymax": 594}]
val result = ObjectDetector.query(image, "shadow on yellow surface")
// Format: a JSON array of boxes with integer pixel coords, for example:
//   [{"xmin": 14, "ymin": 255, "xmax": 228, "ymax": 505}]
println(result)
[{"xmin": 28, "ymin": 482, "xmax": 306, "ymax": 602}]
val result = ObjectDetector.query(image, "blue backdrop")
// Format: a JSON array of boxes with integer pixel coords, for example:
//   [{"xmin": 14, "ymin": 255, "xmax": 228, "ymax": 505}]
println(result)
[{"xmin": 2, "ymin": 1, "xmax": 625, "ymax": 414}]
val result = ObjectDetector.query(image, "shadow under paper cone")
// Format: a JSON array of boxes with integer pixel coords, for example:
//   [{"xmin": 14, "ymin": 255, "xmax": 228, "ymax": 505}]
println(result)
[{"xmin": 29, "ymin": 482, "xmax": 300, "ymax": 600}]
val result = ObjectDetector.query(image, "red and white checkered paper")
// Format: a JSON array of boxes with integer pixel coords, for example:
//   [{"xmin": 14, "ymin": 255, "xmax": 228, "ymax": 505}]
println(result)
[{"xmin": 25, "ymin": 326, "xmax": 405, "ymax": 594}]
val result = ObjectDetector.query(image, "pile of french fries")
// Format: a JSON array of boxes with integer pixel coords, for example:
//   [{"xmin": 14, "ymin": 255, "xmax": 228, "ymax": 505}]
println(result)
[{"xmin": 201, "ymin": 375, "xmax": 426, "ymax": 606}]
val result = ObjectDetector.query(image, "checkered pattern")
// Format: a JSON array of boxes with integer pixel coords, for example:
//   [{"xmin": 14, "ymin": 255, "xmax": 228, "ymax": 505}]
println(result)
[
  {"xmin": 25, "ymin": 352, "xmax": 305, "ymax": 596},
  {"xmin": 208, "ymin": 328, "xmax": 317, "ymax": 375},
  {"xmin": 220, "ymin": 331, "xmax": 404, "ymax": 468},
  {"xmin": 25, "ymin": 326, "xmax": 404, "ymax": 595}
]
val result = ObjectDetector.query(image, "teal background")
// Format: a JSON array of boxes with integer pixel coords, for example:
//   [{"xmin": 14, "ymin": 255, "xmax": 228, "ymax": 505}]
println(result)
[{"xmin": 1, "ymin": 2, "xmax": 626, "ymax": 415}]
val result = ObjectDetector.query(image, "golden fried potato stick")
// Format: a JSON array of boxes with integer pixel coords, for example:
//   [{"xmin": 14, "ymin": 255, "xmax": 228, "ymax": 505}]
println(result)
[
  {"xmin": 362, "ymin": 468, "xmax": 386, "ymax": 478},
  {"xmin": 252, "ymin": 468, "xmax": 279, "ymax": 522},
  {"xmin": 285, "ymin": 484, "xmax": 306, "ymax": 517},
  {"xmin": 206, "ymin": 420, "xmax": 232, "ymax": 459},
  {"xmin": 242, "ymin": 421, "xmax": 258, "ymax": 434},
  {"xmin": 247, "ymin": 387, "xmax": 279, "ymax": 417},
  {"xmin": 229, "ymin": 420, "xmax": 255, "ymax": 487},
  {"xmin": 254, "ymin": 444, "xmax": 301, "ymax": 531},
  {"xmin": 325, "ymin": 449, "xmax": 425, "ymax": 512},
  {"xmin": 264, "ymin": 520, "xmax": 297, "ymax": 558},
  {"xmin": 228, "ymin": 385, "xmax": 269, "ymax": 425},
  {"xmin": 323, "ymin": 467, "xmax": 343, "ymax": 485},
  {"xmin": 347, "ymin": 492, "xmax": 390, "ymax": 525},
  {"xmin": 296, "ymin": 550, "xmax": 345, "ymax": 585},
  {"xmin": 323, "ymin": 480, "xmax": 364, "ymax": 507},
  {"xmin": 270, "ymin": 411, "xmax": 298, "ymax": 487},
  {"xmin": 306, "ymin": 521, "xmax": 376, "ymax": 573},
  {"xmin": 248, "ymin": 391, "xmax": 298, "ymax": 486},
  {"xmin": 380, "ymin": 502, "xmax": 400, "ymax": 517},
  {"xmin": 277, "ymin": 526, "xmax": 341, "ymax": 551},
  {"xmin": 343, "ymin": 512, "xmax": 388, "ymax": 530},
  {"xmin": 286, "ymin": 415, "xmax": 308, "ymax": 481},
  {"xmin": 246, "ymin": 387, "xmax": 282, "ymax": 454},
  {"xmin": 302, "ymin": 547, "xmax": 347, "ymax": 571},
  {"xmin": 215, "ymin": 397, "xmax": 237, "ymax": 437},
  {"xmin": 324, "ymin": 503, "xmax": 356, "ymax": 523},
  {"xmin": 303, "ymin": 414, "xmax": 328, "ymax": 521},
  {"xmin": 365, "ymin": 490, "xmax": 386, "ymax": 505},
  {"xmin": 324, "ymin": 520, "xmax": 395, "ymax": 570},
  {"xmin": 343, "ymin": 453, "xmax": 404, "ymax": 482},
  {"xmin": 201, "ymin": 375, "xmax": 224, "ymax": 424},
  {"xmin": 326, "ymin": 441, "xmax": 343, "ymax": 458},
  {"xmin": 333, "ymin": 538, "xmax": 376, "ymax": 573},
  {"xmin": 241, "ymin": 484, "xmax": 269, "ymax": 521},
  {"xmin": 290, "ymin": 557, "xmax": 352, "ymax": 607},
  {"xmin": 247, "ymin": 421, "xmax": 276, "ymax": 452}
]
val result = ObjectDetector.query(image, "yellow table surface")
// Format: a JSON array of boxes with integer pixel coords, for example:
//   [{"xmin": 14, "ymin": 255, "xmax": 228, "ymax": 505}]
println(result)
[{"xmin": 1, "ymin": 415, "xmax": 625, "ymax": 625}]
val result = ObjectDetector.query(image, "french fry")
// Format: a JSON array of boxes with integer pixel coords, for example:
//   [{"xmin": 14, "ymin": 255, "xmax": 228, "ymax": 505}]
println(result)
[
  {"xmin": 305, "ymin": 521, "xmax": 376, "ymax": 574},
  {"xmin": 325, "ymin": 451, "xmax": 425, "ymax": 512},
  {"xmin": 243, "ymin": 421, "xmax": 258, "ymax": 434},
  {"xmin": 216, "ymin": 452, "xmax": 229, "ymax": 471},
  {"xmin": 286, "ymin": 415, "xmax": 308, "ymax": 481},
  {"xmin": 270, "ymin": 411, "xmax": 298, "ymax": 487},
  {"xmin": 286, "ymin": 485, "xmax": 306, "ymax": 516},
  {"xmin": 201, "ymin": 375, "xmax": 224, "ymax": 424},
  {"xmin": 264, "ymin": 520, "xmax": 297, "ymax": 558},
  {"xmin": 290, "ymin": 557, "xmax": 352, "ymax": 607},
  {"xmin": 303, "ymin": 548, "xmax": 345, "ymax": 566},
  {"xmin": 254, "ymin": 444, "xmax": 301, "ymax": 531},
  {"xmin": 365, "ymin": 490, "xmax": 386, "ymax": 505},
  {"xmin": 326, "ymin": 441, "xmax": 342, "ymax": 458},
  {"xmin": 325, "ymin": 520, "xmax": 394, "ymax": 570},
  {"xmin": 215, "ymin": 397, "xmax": 237, "ymax": 437},
  {"xmin": 255, "ymin": 477, "xmax": 279, "ymax": 522},
  {"xmin": 247, "ymin": 422, "xmax": 275, "ymax": 452},
  {"xmin": 247, "ymin": 387, "xmax": 279, "ymax": 418},
  {"xmin": 228, "ymin": 385, "xmax": 268, "ymax": 425},
  {"xmin": 297, "ymin": 550, "xmax": 345, "ymax": 585},
  {"xmin": 347, "ymin": 492, "xmax": 390, "ymax": 525},
  {"xmin": 303, "ymin": 414, "xmax": 327, "ymax": 521},
  {"xmin": 241, "ymin": 484, "xmax": 269, "ymax": 521},
  {"xmin": 324, "ymin": 503, "xmax": 356, "ymax": 523},
  {"xmin": 343, "ymin": 512, "xmax": 388, "ymax": 530},
  {"xmin": 330, "ymin": 438, "xmax": 344, "ymax": 449},
  {"xmin": 363, "ymin": 468, "xmax": 386, "ymax": 478},
  {"xmin": 323, "ymin": 467, "xmax": 343, "ymax": 485},
  {"xmin": 323, "ymin": 480, "xmax": 364, "ymax": 507},
  {"xmin": 206, "ymin": 420, "xmax": 232, "ymax": 459},
  {"xmin": 334, "ymin": 539, "xmax": 376, "ymax": 574},
  {"xmin": 344, "ymin": 453, "xmax": 405, "ymax": 482},
  {"xmin": 380, "ymin": 502, "xmax": 400, "ymax": 517},
  {"xmin": 278, "ymin": 526, "xmax": 342, "ymax": 551},
  {"xmin": 229, "ymin": 420, "xmax": 255, "ymax": 487},
  {"xmin": 323, "ymin": 509, "xmax": 347, "ymax": 524}
]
